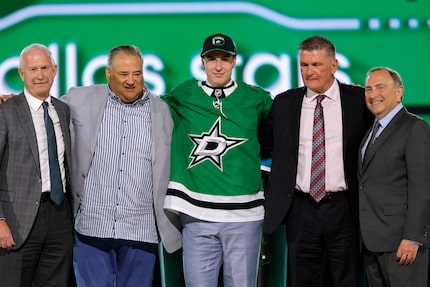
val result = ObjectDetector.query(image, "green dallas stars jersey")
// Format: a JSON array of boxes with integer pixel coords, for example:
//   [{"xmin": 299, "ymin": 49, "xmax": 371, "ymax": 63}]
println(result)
[{"xmin": 162, "ymin": 79, "xmax": 272, "ymax": 222}]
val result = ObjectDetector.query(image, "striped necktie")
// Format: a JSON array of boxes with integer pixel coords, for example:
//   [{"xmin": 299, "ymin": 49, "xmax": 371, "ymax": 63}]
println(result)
[{"xmin": 310, "ymin": 95, "xmax": 326, "ymax": 202}]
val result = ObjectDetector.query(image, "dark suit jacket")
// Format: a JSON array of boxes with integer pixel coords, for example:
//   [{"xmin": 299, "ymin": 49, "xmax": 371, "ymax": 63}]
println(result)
[
  {"xmin": 0, "ymin": 93, "xmax": 71, "ymax": 249},
  {"xmin": 358, "ymin": 108, "xmax": 430, "ymax": 252},
  {"xmin": 263, "ymin": 81, "xmax": 373, "ymax": 234}
]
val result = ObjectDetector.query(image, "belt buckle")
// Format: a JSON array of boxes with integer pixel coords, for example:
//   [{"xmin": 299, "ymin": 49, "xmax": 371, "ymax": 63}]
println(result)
[{"xmin": 325, "ymin": 192, "xmax": 333, "ymax": 201}]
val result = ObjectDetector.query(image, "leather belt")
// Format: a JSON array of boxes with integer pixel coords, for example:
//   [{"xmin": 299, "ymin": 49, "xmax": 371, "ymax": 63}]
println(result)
[{"xmin": 295, "ymin": 189, "xmax": 348, "ymax": 203}]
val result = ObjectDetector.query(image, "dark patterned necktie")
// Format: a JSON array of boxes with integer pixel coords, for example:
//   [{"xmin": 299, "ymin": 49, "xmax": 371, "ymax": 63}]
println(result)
[
  {"xmin": 364, "ymin": 120, "xmax": 380, "ymax": 160},
  {"xmin": 42, "ymin": 101, "xmax": 64, "ymax": 205},
  {"xmin": 310, "ymin": 95, "xmax": 326, "ymax": 202}
]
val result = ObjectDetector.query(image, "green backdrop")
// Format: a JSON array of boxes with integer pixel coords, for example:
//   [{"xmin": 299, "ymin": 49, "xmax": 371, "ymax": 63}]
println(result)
[
  {"xmin": 1, "ymin": 1, "xmax": 429, "ymax": 286},
  {"xmin": 1, "ymin": 0, "xmax": 429, "ymax": 121}
]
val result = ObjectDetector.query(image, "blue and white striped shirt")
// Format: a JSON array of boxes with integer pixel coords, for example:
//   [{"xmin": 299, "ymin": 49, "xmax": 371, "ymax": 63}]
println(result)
[{"xmin": 75, "ymin": 88, "xmax": 157, "ymax": 243}]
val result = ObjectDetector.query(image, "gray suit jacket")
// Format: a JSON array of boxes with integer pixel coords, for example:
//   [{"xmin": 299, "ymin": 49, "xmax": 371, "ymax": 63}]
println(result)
[
  {"xmin": 358, "ymin": 108, "xmax": 430, "ymax": 252},
  {"xmin": 0, "ymin": 93, "xmax": 71, "ymax": 249},
  {"xmin": 61, "ymin": 84, "xmax": 181, "ymax": 253}
]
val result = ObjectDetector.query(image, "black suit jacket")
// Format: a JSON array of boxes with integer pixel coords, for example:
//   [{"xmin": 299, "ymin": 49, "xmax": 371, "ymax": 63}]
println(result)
[
  {"xmin": 263, "ymin": 81, "xmax": 373, "ymax": 234},
  {"xmin": 0, "ymin": 93, "xmax": 72, "ymax": 249}
]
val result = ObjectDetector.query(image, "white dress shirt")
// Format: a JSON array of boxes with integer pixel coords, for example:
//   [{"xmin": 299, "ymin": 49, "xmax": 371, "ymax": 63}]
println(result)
[{"xmin": 24, "ymin": 89, "xmax": 66, "ymax": 194}]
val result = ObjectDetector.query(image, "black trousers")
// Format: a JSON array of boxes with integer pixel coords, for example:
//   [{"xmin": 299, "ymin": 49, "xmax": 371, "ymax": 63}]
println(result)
[
  {"xmin": 285, "ymin": 193, "xmax": 361, "ymax": 287},
  {"xmin": 0, "ymin": 194, "xmax": 73, "ymax": 287}
]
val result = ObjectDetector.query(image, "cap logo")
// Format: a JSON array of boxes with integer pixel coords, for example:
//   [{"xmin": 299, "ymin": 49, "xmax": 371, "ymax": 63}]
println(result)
[
  {"xmin": 212, "ymin": 36, "xmax": 225, "ymax": 46},
  {"xmin": 201, "ymin": 34, "xmax": 236, "ymax": 57}
]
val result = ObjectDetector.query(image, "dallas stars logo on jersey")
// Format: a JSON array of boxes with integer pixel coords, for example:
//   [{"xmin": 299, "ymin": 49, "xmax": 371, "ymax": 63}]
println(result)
[{"xmin": 188, "ymin": 117, "xmax": 247, "ymax": 171}]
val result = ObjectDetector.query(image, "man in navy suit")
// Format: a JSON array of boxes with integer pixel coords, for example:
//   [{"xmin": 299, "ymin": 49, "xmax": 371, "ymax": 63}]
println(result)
[
  {"xmin": 263, "ymin": 36, "xmax": 373, "ymax": 287},
  {"xmin": 359, "ymin": 67, "xmax": 430, "ymax": 287},
  {"xmin": 0, "ymin": 43, "xmax": 73, "ymax": 286}
]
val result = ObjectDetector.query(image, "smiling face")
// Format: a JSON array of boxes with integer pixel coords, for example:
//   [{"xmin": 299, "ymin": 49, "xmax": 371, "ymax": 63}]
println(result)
[
  {"xmin": 299, "ymin": 48, "xmax": 338, "ymax": 94},
  {"xmin": 105, "ymin": 53, "xmax": 144, "ymax": 103},
  {"xmin": 201, "ymin": 51, "xmax": 236, "ymax": 87},
  {"xmin": 365, "ymin": 69, "xmax": 403, "ymax": 119},
  {"xmin": 18, "ymin": 48, "xmax": 57, "ymax": 100}
]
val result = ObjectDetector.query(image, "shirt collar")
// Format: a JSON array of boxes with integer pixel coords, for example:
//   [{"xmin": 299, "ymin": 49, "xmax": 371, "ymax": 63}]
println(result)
[
  {"xmin": 108, "ymin": 84, "xmax": 150, "ymax": 106},
  {"xmin": 377, "ymin": 103, "xmax": 404, "ymax": 129},
  {"xmin": 305, "ymin": 79, "xmax": 339, "ymax": 102},
  {"xmin": 199, "ymin": 80, "xmax": 236, "ymax": 97},
  {"xmin": 23, "ymin": 88, "xmax": 52, "ymax": 111}
]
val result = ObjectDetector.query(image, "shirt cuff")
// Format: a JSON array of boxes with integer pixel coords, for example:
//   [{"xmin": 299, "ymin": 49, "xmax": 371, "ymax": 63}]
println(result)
[{"xmin": 405, "ymin": 239, "xmax": 423, "ymax": 246}]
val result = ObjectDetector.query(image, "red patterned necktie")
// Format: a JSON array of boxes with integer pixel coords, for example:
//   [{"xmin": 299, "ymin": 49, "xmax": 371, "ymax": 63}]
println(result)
[{"xmin": 310, "ymin": 95, "xmax": 326, "ymax": 202}]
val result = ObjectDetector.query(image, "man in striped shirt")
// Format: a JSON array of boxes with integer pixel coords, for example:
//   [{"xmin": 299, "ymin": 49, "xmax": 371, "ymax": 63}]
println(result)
[{"xmin": 61, "ymin": 45, "xmax": 181, "ymax": 287}]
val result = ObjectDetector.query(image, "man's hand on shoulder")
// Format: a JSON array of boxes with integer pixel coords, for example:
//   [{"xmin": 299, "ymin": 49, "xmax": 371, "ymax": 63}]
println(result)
[{"xmin": 0, "ymin": 94, "xmax": 14, "ymax": 104}]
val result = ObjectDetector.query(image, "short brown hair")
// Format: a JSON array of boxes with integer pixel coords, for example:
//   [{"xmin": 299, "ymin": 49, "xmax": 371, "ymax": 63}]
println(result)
[{"xmin": 298, "ymin": 36, "xmax": 336, "ymax": 58}]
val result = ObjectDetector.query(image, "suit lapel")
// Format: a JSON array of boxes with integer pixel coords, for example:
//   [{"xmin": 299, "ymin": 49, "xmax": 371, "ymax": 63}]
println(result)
[
  {"xmin": 292, "ymin": 88, "xmax": 306, "ymax": 150},
  {"xmin": 339, "ymin": 83, "xmax": 356, "ymax": 156},
  {"xmin": 362, "ymin": 108, "xmax": 406, "ymax": 170},
  {"xmin": 15, "ymin": 93, "xmax": 41, "ymax": 175},
  {"xmin": 149, "ymin": 94, "xmax": 162, "ymax": 164},
  {"xmin": 89, "ymin": 88, "xmax": 109, "ymax": 154},
  {"xmin": 53, "ymin": 97, "xmax": 71, "ymax": 164},
  {"xmin": 358, "ymin": 126, "xmax": 373, "ymax": 175},
  {"xmin": 339, "ymin": 85, "xmax": 349, "ymax": 149},
  {"xmin": 52, "ymin": 98, "xmax": 69, "ymax": 142}
]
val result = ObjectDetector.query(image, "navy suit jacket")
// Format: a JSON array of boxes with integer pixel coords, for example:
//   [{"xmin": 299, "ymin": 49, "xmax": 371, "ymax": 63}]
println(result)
[{"xmin": 263, "ymin": 81, "xmax": 373, "ymax": 234}]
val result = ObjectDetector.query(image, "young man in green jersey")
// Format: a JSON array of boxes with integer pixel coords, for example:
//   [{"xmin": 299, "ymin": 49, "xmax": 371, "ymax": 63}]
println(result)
[{"xmin": 163, "ymin": 33, "xmax": 272, "ymax": 287}]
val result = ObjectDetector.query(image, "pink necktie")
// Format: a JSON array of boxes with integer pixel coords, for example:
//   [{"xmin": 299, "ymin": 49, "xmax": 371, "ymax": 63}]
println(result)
[{"xmin": 310, "ymin": 95, "xmax": 326, "ymax": 202}]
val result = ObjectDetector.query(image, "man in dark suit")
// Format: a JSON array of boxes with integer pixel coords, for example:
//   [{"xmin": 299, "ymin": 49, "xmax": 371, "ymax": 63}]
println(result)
[
  {"xmin": 0, "ymin": 43, "xmax": 73, "ymax": 286},
  {"xmin": 263, "ymin": 36, "xmax": 373, "ymax": 287},
  {"xmin": 359, "ymin": 67, "xmax": 430, "ymax": 287}
]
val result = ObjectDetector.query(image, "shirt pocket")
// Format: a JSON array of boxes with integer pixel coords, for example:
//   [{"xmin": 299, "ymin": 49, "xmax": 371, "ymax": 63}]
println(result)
[{"xmin": 0, "ymin": 190, "xmax": 15, "ymax": 202}]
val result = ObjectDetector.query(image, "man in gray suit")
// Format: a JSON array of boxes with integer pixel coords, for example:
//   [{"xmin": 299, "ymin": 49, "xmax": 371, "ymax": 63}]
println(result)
[
  {"xmin": 359, "ymin": 66, "xmax": 430, "ymax": 287},
  {"xmin": 61, "ymin": 45, "xmax": 181, "ymax": 287},
  {"xmin": 0, "ymin": 44, "xmax": 73, "ymax": 286}
]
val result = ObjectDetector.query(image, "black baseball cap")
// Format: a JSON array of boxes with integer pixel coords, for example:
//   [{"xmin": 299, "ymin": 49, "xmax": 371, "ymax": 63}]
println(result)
[{"xmin": 200, "ymin": 33, "xmax": 237, "ymax": 57}]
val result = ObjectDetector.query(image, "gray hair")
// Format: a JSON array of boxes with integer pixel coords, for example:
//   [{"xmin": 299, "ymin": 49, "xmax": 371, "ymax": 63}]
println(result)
[
  {"xmin": 366, "ymin": 66, "xmax": 403, "ymax": 88},
  {"xmin": 19, "ymin": 43, "xmax": 56, "ymax": 70},
  {"xmin": 107, "ymin": 45, "xmax": 143, "ymax": 69}
]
